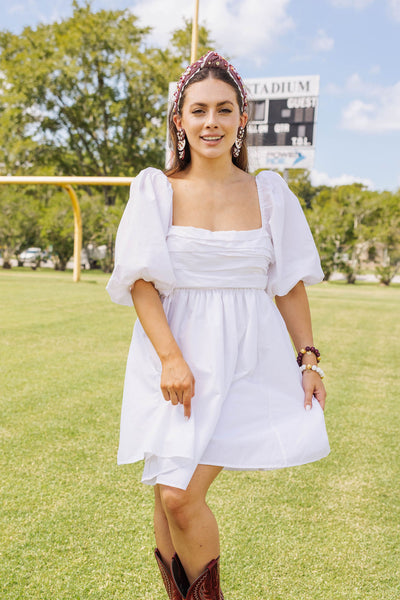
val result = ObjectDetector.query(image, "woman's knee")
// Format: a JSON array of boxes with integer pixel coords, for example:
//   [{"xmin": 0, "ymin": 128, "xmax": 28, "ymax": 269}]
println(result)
[{"xmin": 159, "ymin": 486, "xmax": 199, "ymax": 529}]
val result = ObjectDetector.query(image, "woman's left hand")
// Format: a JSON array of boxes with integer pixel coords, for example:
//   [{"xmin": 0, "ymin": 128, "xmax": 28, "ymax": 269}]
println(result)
[{"xmin": 302, "ymin": 371, "xmax": 326, "ymax": 411}]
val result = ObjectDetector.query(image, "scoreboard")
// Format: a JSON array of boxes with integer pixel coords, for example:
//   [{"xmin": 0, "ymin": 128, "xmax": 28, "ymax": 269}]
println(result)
[{"xmin": 244, "ymin": 75, "xmax": 320, "ymax": 171}]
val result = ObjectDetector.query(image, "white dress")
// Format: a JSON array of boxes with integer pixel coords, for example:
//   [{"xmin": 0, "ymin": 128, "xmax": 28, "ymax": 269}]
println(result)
[{"xmin": 106, "ymin": 167, "xmax": 330, "ymax": 490}]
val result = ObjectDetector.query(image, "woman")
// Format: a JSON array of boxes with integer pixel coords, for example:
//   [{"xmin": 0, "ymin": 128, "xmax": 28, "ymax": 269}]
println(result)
[{"xmin": 107, "ymin": 51, "xmax": 329, "ymax": 600}]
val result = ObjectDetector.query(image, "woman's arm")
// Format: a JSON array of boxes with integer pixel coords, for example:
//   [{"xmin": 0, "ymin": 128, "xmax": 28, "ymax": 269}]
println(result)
[
  {"xmin": 131, "ymin": 279, "xmax": 195, "ymax": 418},
  {"xmin": 275, "ymin": 281, "xmax": 326, "ymax": 411}
]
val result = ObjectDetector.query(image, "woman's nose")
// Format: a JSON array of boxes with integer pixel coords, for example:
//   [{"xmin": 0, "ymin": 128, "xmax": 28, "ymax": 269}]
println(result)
[{"xmin": 205, "ymin": 111, "xmax": 218, "ymax": 127}]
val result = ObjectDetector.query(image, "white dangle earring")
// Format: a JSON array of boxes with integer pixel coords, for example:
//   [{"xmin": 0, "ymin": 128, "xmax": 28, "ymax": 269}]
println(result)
[
  {"xmin": 233, "ymin": 126, "xmax": 245, "ymax": 158},
  {"xmin": 177, "ymin": 129, "xmax": 186, "ymax": 161}
]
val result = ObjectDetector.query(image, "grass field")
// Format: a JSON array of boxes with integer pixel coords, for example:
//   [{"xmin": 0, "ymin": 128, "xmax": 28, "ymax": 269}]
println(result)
[{"xmin": 1, "ymin": 269, "xmax": 399, "ymax": 600}]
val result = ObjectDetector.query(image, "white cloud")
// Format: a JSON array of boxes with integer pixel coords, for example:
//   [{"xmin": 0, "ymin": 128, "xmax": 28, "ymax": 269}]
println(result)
[
  {"xmin": 369, "ymin": 64, "xmax": 381, "ymax": 75},
  {"xmin": 341, "ymin": 79, "xmax": 400, "ymax": 132},
  {"xmin": 341, "ymin": 100, "xmax": 375, "ymax": 129},
  {"xmin": 330, "ymin": 0, "xmax": 374, "ymax": 8},
  {"xmin": 324, "ymin": 73, "xmax": 376, "ymax": 97},
  {"xmin": 311, "ymin": 169, "xmax": 375, "ymax": 189},
  {"xmin": 388, "ymin": 0, "xmax": 400, "ymax": 20},
  {"xmin": 131, "ymin": 0, "xmax": 294, "ymax": 63},
  {"xmin": 326, "ymin": 72, "xmax": 392, "ymax": 97},
  {"xmin": 312, "ymin": 29, "xmax": 334, "ymax": 52},
  {"xmin": 345, "ymin": 72, "xmax": 381, "ymax": 95},
  {"xmin": 325, "ymin": 73, "xmax": 400, "ymax": 132}
]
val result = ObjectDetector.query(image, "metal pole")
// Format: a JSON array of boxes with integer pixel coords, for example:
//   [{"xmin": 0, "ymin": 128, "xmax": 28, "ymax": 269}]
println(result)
[
  {"xmin": 62, "ymin": 185, "xmax": 82, "ymax": 283},
  {"xmin": 190, "ymin": 0, "xmax": 199, "ymax": 63}
]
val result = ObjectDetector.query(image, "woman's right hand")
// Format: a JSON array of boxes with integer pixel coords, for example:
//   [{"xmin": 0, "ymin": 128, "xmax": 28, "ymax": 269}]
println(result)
[
  {"xmin": 130, "ymin": 281, "xmax": 195, "ymax": 418},
  {"xmin": 160, "ymin": 353, "xmax": 196, "ymax": 419}
]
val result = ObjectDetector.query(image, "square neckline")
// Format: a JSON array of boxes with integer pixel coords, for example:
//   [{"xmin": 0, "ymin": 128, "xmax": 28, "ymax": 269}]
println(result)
[{"xmin": 164, "ymin": 171, "xmax": 265, "ymax": 234}]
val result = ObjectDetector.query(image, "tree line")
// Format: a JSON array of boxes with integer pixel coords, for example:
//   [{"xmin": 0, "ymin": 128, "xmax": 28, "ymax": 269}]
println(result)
[
  {"xmin": 0, "ymin": 2, "xmax": 399, "ymax": 283},
  {"xmin": 287, "ymin": 171, "xmax": 399, "ymax": 285},
  {"xmin": 2, "ymin": 168, "xmax": 398, "ymax": 284}
]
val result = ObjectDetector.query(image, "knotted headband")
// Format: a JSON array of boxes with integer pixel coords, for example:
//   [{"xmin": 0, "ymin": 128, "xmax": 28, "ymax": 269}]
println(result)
[{"xmin": 173, "ymin": 51, "xmax": 248, "ymax": 115}]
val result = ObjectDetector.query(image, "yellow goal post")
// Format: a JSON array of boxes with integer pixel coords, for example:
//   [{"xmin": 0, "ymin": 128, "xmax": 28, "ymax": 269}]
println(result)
[{"xmin": 0, "ymin": 176, "xmax": 134, "ymax": 282}]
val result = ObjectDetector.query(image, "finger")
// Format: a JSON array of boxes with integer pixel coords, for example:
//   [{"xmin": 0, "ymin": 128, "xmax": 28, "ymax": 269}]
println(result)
[
  {"xmin": 314, "ymin": 389, "xmax": 326, "ymax": 411},
  {"xmin": 184, "ymin": 377, "xmax": 196, "ymax": 417},
  {"xmin": 182, "ymin": 391, "xmax": 192, "ymax": 419},
  {"xmin": 169, "ymin": 389, "xmax": 179, "ymax": 406},
  {"xmin": 161, "ymin": 386, "xmax": 170, "ymax": 402},
  {"xmin": 314, "ymin": 382, "xmax": 327, "ymax": 411},
  {"xmin": 304, "ymin": 386, "xmax": 314, "ymax": 411}
]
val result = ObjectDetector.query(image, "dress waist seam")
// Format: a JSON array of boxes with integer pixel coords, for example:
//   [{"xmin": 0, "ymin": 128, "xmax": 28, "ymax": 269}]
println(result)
[{"xmin": 172, "ymin": 286, "xmax": 266, "ymax": 291}]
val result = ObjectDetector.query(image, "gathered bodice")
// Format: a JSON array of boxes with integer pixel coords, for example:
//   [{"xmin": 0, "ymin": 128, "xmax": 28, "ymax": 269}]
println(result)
[
  {"xmin": 166, "ymin": 224, "xmax": 274, "ymax": 290},
  {"xmin": 106, "ymin": 167, "xmax": 324, "ymax": 306}
]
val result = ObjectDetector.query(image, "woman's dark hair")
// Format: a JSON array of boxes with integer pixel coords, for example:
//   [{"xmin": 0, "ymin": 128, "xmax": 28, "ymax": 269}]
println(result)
[{"xmin": 165, "ymin": 68, "xmax": 249, "ymax": 176}]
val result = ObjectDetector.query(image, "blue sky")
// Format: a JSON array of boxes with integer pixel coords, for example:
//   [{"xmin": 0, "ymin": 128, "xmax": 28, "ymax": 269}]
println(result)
[{"xmin": 2, "ymin": 0, "xmax": 400, "ymax": 190}]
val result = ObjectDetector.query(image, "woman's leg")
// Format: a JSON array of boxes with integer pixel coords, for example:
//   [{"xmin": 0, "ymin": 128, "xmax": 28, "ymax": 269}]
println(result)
[
  {"xmin": 154, "ymin": 484, "xmax": 176, "ymax": 565},
  {"xmin": 157, "ymin": 464, "xmax": 223, "ymax": 584}
]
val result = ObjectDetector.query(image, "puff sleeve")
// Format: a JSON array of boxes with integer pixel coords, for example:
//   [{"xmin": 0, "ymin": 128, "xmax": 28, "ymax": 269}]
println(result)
[
  {"xmin": 261, "ymin": 171, "xmax": 324, "ymax": 298},
  {"xmin": 106, "ymin": 168, "xmax": 176, "ymax": 306}
]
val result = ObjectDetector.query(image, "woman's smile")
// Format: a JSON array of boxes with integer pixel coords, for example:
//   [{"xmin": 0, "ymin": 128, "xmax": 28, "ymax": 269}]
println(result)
[{"xmin": 200, "ymin": 135, "xmax": 224, "ymax": 143}]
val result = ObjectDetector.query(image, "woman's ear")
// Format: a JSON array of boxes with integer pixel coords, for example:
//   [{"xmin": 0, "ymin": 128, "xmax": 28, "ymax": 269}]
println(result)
[
  {"xmin": 240, "ymin": 112, "xmax": 248, "ymax": 129},
  {"xmin": 173, "ymin": 113, "xmax": 182, "ymax": 130}
]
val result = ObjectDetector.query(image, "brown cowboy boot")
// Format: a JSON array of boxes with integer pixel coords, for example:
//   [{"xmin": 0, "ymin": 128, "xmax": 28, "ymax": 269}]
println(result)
[
  {"xmin": 155, "ymin": 548, "xmax": 184, "ymax": 600},
  {"xmin": 172, "ymin": 553, "xmax": 224, "ymax": 599}
]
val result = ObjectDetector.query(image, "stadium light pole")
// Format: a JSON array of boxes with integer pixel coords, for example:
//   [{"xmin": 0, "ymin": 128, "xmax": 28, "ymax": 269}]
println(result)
[{"xmin": 190, "ymin": 0, "xmax": 199, "ymax": 63}]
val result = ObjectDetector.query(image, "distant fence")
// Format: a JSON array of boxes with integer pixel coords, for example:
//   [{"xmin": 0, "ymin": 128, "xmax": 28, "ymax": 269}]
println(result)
[{"xmin": 0, "ymin": 176, "xmax": 133, "ymax": 282}]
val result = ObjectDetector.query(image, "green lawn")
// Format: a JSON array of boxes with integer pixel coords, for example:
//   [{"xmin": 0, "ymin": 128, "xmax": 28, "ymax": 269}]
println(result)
[{"xmin": 1, "ymin": 269, "xmax": 399, "ymax": 600}]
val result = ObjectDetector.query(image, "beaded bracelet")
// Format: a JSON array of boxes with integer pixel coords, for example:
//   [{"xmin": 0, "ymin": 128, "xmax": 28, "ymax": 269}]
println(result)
[
  {"xmin": 296, "ymin": 346, "xmax": 321, "ymax": 366},
  {"xmin": 300, "ymin": 364, "xmax": 325, "ymax": 379}
]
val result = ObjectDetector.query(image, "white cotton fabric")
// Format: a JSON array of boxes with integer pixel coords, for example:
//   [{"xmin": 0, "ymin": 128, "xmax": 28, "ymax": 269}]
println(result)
[{"xmin": 106, "ymin": 167, "xmax": 330, "ymax": 490}]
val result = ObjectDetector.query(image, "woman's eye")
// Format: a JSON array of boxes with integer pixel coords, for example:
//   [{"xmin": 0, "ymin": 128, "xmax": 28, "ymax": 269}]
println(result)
[
  {"xmin": 220, "ymin": 108, "xmax": 232, "ymax": 113},
  {"xmin": 192, "ymin": 109, "xmax": 204, "ymax": 114}
]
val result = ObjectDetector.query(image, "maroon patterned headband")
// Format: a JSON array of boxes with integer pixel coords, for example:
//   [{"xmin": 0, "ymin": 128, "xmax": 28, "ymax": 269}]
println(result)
[{"xmin": 173, "ymin": 51, "xmax": 248, "ymax": 114}]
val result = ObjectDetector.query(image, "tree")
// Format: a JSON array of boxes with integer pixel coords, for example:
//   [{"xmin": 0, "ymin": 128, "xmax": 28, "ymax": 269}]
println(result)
[
  {"xmin": 305, "ymin": 188, "xmax": 340, "ymax": 281},
  {"xmin": 0, "ymin": 4, "xmax": 216, "ymax": 204},
  {"xmin": 0, "ymin": 187, "xmax": 42, "ymax": 268},
  {"xmin": 286, "ymin": 169, "xmax": 320, "ymax": 210},
  {"xmin": 305, "ymin": 183, "xmax": 381, "ymax": 283},
  {"xmin": 38, "ymin": 191, "xmax": 75, "ymax": 270},
  {"xmin": 0, "ymin": 4, "xmax": 202, "ymax": 200},
  {"xmin": 331, "ymin": 184, "xmax": 369, "ymax": 284},
  {"xmin": 79, "ymin": 193, "xmax": 124, "ymax": 271},
  {"xmin": 364, "ymin": 192, "xmax": 400, "ymax": 285}
]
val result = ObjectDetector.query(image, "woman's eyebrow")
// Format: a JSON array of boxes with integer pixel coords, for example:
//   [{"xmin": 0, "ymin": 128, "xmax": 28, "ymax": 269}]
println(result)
[{"xmin": 189, "ymin": 100, "xmax": 235, "ymax": 108}]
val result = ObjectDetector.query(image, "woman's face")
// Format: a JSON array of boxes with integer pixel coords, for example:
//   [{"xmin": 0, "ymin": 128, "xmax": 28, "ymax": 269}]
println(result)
[{"xmin": 173, "ymin": 76, "xmax": 248, "ymax": 161}]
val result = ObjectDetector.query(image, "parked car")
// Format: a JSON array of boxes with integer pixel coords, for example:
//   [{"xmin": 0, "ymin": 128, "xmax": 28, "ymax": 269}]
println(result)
[
  {"xmin": 79, "ymin": 244, "xmax": 107, "ymax": 270},
  {"xmin": 80, "ymin": 249, "xmax": 90, "ymax": 270},
  {"xmin": 18, "ymin": 247, "xmax": 43, "ymax": 267}
]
